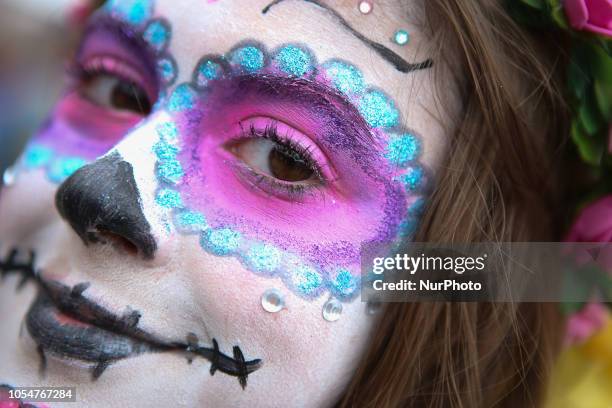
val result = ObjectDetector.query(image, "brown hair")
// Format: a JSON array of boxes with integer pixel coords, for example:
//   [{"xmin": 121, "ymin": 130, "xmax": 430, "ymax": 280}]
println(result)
[{"xmin": 338, "ymin": 1, "xmax": 570, "ymax": 407}]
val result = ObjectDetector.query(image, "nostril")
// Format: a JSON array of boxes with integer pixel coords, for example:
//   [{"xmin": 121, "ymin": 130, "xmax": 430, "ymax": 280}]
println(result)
[{"xmin": 96, "ymin": 228, "xmax": 139, "ymax": 257}]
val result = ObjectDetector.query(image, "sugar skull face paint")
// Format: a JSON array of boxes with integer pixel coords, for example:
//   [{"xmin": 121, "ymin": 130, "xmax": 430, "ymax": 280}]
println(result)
[
  {"xmin": 150, "ymin": 42, "xmax": 429, "ymax": 307},
  {"xmin": 13, "ymin": 1, "xmax": 174, "ymax": 184},
  {"xmin": 0, "ymin": 0, "xmax": 461, "ymax": 406}
]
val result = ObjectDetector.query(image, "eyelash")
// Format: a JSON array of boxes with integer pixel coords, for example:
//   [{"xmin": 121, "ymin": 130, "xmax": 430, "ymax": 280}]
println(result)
[
  {"xmin": 67, "ymin": 56, "xmax": 151, "ymax": 99},
  {"xmin": 232, "ymin": 122, "xmax": 328, "ymax": 201}
]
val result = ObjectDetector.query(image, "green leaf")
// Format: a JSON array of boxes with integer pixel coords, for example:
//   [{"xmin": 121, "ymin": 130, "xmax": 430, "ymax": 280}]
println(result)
[
  {"xmin": 572, "ymin": 121, "xmax": 604, "ymax": 165},
  {"xmin": 521, "ymin": 0, "xmax": 545, "ymax": 9},
  {"xmin": 594, "ymin": 79, "xmax": 612, "ymax": 120},
  {"xmin": 567, "ymin": 55, "xmax": 591, "ymax": 99},
  {"xmin": 591, "ymin": 42, "xmax": 612, "ymax": 85},
  {"xmin": 578, "ymin": 98, "xmax": 602, "ymax": 135}
]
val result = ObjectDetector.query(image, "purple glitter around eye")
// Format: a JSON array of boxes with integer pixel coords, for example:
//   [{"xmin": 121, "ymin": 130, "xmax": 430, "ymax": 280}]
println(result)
[{"xmin": 145, "ymin": 42, "xmax": 429, "ymax": 319}]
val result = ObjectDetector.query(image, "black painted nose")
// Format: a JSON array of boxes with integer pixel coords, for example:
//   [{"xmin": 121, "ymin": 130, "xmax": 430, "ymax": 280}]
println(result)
[{"xmin": 55, "ymin": 152, "xmax": 157, "ymax": 259}]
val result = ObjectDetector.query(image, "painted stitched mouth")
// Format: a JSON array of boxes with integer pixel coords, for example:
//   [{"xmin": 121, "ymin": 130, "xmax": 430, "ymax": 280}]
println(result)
[
  {"xmin": 25, "ymin": 288, "xmax": 163, "ymax": 376},
  {"xmin": 2, "ymin": 247, "xmax": 262, "ymax": 388}
]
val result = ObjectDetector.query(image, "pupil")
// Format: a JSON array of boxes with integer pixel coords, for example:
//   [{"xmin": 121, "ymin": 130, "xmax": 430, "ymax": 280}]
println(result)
[
  {"xmin": 268, "ymin": 145, "xmax": 314, "ymax": 182},
  {"xmin": 111, "ymin": 82, "xmax": 151, "ymax": 115}
]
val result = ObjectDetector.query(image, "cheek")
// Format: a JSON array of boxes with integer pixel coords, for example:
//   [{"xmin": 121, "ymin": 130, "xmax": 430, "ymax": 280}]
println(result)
[
  {"xmin": 182, "ymin": 247, "xmax": 372, "ymax": 390},
  {"xmin": 0, "ymin": 173, "xmax": 59, "ymax": 246}
]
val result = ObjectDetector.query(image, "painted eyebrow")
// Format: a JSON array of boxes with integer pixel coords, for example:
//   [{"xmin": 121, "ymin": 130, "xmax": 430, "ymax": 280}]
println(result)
[{"xmin": 262, "ymin": 0, "xmax": 433, "ymax": 74}]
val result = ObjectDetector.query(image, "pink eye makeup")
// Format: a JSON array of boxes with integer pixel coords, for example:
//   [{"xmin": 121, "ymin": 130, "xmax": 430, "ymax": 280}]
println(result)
[
  {"xmin": 10, "ymin": 0, "xmax": 431, "ymax": 321},
  {"xmin": 14, "ymin": 9, "xmax": 171, "ymax": 184},
  {"xmin": 224, "ymin": 118, "xmax": 333, "ymax": 201},
  {"xmin": 150, "ymin": 42, "xmax": 430, "ymax": 318}
]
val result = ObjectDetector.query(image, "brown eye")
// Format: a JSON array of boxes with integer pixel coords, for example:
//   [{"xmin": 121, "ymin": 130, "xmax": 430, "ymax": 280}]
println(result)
[
  {"xmin": 268, "ymin": 144, "xmax": 314, "ymax": 182},
  {"xmin": 228, "ymin": 138, "xmax": 318, "ymax": 183},
  {"xmin": 80, "ymin": 75, "xmax": 152, "ymax": 115}
]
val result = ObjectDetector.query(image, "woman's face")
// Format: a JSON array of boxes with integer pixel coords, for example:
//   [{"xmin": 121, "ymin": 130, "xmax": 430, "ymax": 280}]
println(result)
[{"xmin": 0, "ymin": 1, "xmax": 455, "ymax": 406}]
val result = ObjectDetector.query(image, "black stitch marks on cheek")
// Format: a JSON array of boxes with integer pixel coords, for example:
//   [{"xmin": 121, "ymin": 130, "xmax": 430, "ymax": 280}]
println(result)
[
  {"xmin": 182, "ymin": 334, "xmax": 262, "ymax": 390},
  {"xmin": 0, "ymin": 248, "xmax": 36, "ymax": 288},
  {"xmin": 55, "ymin": 152, "xmax": 157, "ymax": 259},
  {"xmin": 0, "ymin": 256, "xmax": 264, "ymax": 389}
]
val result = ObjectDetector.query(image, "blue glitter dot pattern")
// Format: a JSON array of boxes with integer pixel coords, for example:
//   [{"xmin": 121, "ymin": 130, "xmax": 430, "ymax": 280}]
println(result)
[
  {"xmin": 275, "ymin": 45, "xmax": 313, "ymax": 77},
  {"xmin": 201, "ymin": 228, "xmax": 242, "ymax": 256},
  {"xmin": 24, "ymin": 145, "xmax": 53, "ymax": 168},
  {"xmin": 153, "ymin": 141, "xmax": 179, "ymax": 160},
  {"xmin": 48, "ymin": 157, "xmax": 86, "ymax": 183},
  {"xmin": 359, "ymin": 90, "xmax": 399, "ymax": 128},
  {"xmin": 104, "ymin": 0, "xmax": 153, "ymax": 25},
  {"xmin": 195, "ymin": 60, "xmax": 223, "ymax": 87},
  {"xmin": 323, "ymin": 61, "xmax": 365, "ymax": 95},
  {"xmin": 395, "ymin": 166, "xmax": 423, "ymax": 192},
  {"xmin": 157, "ymin": 158, "xmax": 184, "ymax": 184},
  {"xmin": 175, "ymin": 211, "xmax": 207, "ymax": 233},
  {"xmin": 385, "ymin": 133, "xmax": 420, "ymax": 167},
  {"xmin": 231, "ymin": 46, "xmax": 265, "ymax": 72},
  {"xmin": 143, "ymin": 20, "xmax": 170, "ymax": 52},
  {"xmin": 156, "ymin": 121, "xmax": 179, "ymax": 142},
  {"xmin": 329, "ymin": 268, "xmax": 359, "ymax": 298},
  {"xmin": 289, "ymin": 264, "xmax": 323, "ymax": 297},
  {"xmin": 243, "ymin": 243, "xmax": 282, "ymax": 274},
  {"xmin": 157, "ymin": 58, "xmax": 177, "ymax": 85},
  {"xmin": 167, "ymin": 84, "xmax": 197, "ymax": 112},
  {"xmin": 156, "ymin": 188, "xmax": 183, "ymax": 208}
]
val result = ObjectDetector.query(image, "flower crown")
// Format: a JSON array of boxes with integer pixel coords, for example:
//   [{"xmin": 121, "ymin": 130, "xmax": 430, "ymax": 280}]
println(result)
[
  {"xmin": 510, "ymin": 0, "xmax": 612, "ymax": 327},
  {"xmin": 510, "ymin": 0, "xmax": 611, "ymax": 170}
]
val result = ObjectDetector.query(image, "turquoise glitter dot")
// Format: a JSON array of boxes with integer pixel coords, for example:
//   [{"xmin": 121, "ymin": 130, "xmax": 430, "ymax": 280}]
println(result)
[
  {"xmin": 175, "ymin": 211, "xmax": 207, "ymax": 233},
  {"xmin": 398, "ymin": 217, "xmax": 418, "ymax": 237},
  {"xmin": 196, "ymin": 60, "xmax": 223, "ymax": 87},
  {"xmin": 167, "ymin": 84, "xmax": 197, "ymax": 112},
  {"xmin": 156, "ymin": 121, "xmax": 179, "ymax": 141},
  {"xmin": 231, "ymin": 46, "xmax": 265, "ymax": 72},
  {"xmin": 156, "ymin": 188, "xmax": 182, "ymax": 208},
  {"xmin": 359, "ymin": 90, "xmax": 399, "ymax": 128},
  {"xmin": 48, "ymin": 157, "xmax": 86, "ymax": 183},
  {"xmin": 104, "ymin": 0, "xmax": 152, "ymax": 25},
  {"xmin": 201, "ymin": 228, "xmax": 242, "ymax": 256},
  {"xmin": 385, "ymin": 133, "xmax": 420, "ymax": 167},
  {"xmin": 330, "ymin": 268, "xmax": 358, "ymax": 298},
  {"xmin": 275, "ymin": 45, "xmax": 312, "ymax": 77},
  {"xmin": 157, "ymin": 159, "xmax": 183, "ymax": 184},
  {"xmin": 157, "ymin": 58, "xmax": 176, "ymax": 84},
  {"xmin": 24, "ymin": 145, "xmax": 53, "ymax": 168},
  {"xmin": 153, "ymin": 141, "xmax": 179, "ymax": 160},
  {"xmin": 395, "ymin": 167, "xmax": 423, "ymax": 192},
  {"xmin": 143, "ymin": 20, "xmax": 170, "ymax": 51},
  {"xmin": 243, "ymin": 243, "xmax": 282, "ymax": 274},
  {"xmin": 290, "ymin": 264, "xmax": 323, "ymax": 297},
  {"xmin": 323, "ymin": 61, "xmax": 365, "ymax": 95},
  {"xmin": 393, "ymin": 29, "xmax": 410, "ymax": 46}
]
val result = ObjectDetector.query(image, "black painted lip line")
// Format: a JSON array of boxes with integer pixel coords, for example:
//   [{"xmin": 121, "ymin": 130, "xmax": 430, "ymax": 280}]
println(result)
[
  {"xmin": 26, "ymin": 291, "xmax": 158, "ymax": 377},
  {"xmin": 1, "ymin": 247, "xmax": 262, "ymax": 388}
]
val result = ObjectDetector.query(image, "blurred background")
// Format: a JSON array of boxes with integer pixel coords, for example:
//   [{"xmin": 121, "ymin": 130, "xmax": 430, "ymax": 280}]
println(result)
[{"xmin": 0, "ymin": 0, "xmax": 96, "ymax": 176}]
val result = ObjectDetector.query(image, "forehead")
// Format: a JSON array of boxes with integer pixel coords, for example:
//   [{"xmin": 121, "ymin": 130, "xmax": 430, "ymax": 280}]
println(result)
[{"xmin": 153, "ymin": 0, "xmax": 429, "ymax": 85}]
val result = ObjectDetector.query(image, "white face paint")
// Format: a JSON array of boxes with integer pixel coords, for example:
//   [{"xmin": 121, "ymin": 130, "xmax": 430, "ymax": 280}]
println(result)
[{"xmin": 0, "ymin": 0, "xmax": 458, "ymax": 406}]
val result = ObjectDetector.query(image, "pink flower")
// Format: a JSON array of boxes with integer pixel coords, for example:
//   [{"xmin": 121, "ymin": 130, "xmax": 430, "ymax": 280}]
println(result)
[
  {"xmin": 565, "ymin": 302, "xmax": 609, "ymax": 344},
  {"xmin": 564, "ymin": 0, "xmax": 612, "ymax": 37},
  {"xmin": 564, "ymin": 195, "xmax": 612, "ymax": 344},
  {"xmin": 566, "ymin": 195, "xmax": 612, "ymax": 242}
]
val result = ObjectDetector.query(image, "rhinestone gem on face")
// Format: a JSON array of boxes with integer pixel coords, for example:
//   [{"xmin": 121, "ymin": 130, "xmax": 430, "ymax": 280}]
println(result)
[
  {"xmin": 358, "ymin": 1, "xmax": 373, "ymax": 14},
  {"xmin": 261, "ymin": 288, "xmax": 285, "ymax": 313},
  {"xmin": 322, "ymin": 298, "xmax": 343, "ymax": 322},
  {"xmin": 393, "ymin": 29, "xmax": 410, "ymax": 46}
]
